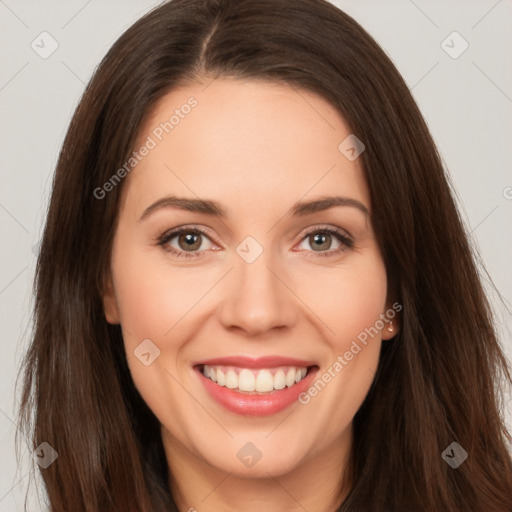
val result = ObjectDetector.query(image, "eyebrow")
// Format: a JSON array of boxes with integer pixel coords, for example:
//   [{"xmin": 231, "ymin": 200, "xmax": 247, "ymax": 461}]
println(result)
[{"xmin": 139, "ymin": 194, "xmax": 370, "ymax": 221}]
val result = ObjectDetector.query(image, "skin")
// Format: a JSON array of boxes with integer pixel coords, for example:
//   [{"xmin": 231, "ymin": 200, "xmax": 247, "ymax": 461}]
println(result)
[{"xmin": 102, "ymin": 77, "xmax": 399, "ymax": 512}]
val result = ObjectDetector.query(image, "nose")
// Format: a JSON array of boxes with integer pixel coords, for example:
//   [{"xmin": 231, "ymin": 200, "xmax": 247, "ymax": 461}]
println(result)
[{"xmin": 217, "ymin": 250, "xmax": 298, "ymax": 337}]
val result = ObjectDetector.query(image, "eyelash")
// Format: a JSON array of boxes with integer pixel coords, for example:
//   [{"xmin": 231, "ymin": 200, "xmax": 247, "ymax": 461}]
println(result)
[{"xmin": 156, "ymin": 225, "xmax": 354, "ymax": 260}]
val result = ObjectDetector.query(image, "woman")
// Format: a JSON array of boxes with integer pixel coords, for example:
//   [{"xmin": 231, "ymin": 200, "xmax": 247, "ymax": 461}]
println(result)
[{"xmin": 18, "ymin": 0, "xmax": 512, "ymax": 510}]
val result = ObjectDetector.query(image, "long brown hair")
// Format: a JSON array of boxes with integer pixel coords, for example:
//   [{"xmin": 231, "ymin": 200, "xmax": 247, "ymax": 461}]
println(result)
[{"xmin": 17, "ymin": 0, "xmax": 512, "ymax": 510}]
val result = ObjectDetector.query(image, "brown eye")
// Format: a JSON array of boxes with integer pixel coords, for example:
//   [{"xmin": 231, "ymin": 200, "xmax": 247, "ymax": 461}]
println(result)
[
  {"xmin": 177, "ymin": 232, "xmax": 203, "ymax": 251},
  {"xmin": 296, "ymin": 227, "xmax": 353, "ymax": 258},
  {"xmin": 158, "ymin": 227, "xmax": 215, "ymax": 259},
  {"xmin": 308, "ymin": 232, "xmax": 334, "ymax": 252}
]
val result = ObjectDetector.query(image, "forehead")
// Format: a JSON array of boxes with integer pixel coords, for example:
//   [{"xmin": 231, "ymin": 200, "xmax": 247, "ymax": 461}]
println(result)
[{"xmin": 122, "ymin": 77, "xmax": 370, "ymax": 217}]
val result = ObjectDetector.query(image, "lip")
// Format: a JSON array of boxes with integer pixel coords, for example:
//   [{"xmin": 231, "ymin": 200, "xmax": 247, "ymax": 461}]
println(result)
[
  {"xmin": 195, "ymin": 360, "xmax": 319, "ymax": 416},
  {"xmin": 195, "ymin": 355, "xmax": 317, "ymax": 369}
]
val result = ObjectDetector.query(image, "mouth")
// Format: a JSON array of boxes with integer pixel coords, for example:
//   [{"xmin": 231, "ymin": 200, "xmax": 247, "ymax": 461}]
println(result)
[{"xmin": 193, "ymin": 357, "xmax": 319, "ymax": 416}]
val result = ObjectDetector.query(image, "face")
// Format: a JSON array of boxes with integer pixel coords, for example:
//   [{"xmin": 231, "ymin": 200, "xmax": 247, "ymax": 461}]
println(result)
[{"xmin": 102, "ymin": 77, "xmax": 397, "ymax": 481}]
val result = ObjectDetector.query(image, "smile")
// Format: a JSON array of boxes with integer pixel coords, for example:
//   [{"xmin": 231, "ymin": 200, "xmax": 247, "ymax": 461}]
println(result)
[{"xmin": 194, "ymin": 356, "xmax": 318, "ymax": 416}]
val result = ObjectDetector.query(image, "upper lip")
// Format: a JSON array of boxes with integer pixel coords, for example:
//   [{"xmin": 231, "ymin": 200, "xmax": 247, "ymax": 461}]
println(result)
[{"xmin": 195, "ymin": 355, "xmax": 317, "ymax": 369}]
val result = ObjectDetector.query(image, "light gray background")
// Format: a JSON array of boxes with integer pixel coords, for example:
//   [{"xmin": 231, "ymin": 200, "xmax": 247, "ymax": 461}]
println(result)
[{"xmin": 1, "ymin": 0, "xmax": 511, "ymax": 509}]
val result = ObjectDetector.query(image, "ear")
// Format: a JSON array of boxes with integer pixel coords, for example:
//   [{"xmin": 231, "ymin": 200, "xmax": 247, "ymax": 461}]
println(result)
[
  {"xmin": 381, "ymin": 300, "xmax": 401, "ymax": 341},
  {"xmin": 101, "ymin": 273, "xmax": 120, "ymax": 324}
]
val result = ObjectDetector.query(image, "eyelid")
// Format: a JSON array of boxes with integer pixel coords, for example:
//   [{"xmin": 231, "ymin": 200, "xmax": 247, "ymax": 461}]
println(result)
[{"xmin": 300, "ymin": 224, "xmax": 353, "ymax": 241}]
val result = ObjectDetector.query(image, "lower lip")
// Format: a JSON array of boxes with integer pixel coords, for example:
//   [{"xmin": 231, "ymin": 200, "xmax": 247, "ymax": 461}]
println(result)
[{"xmin": 196, "ymin": 367, "xmax": 318, "ymax": 416}]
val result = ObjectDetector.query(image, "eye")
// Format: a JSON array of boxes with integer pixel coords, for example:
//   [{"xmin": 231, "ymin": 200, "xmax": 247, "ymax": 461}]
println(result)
[
  {"xmin": 156, "ymin": 225, "xmax": 354, "ymax": 260},
  {"xmin": 157, "ymin": 226, "xmax": 216, "ymax": 259},
  {"xmin": 295, "ymin": 226, "xmax": 354, "ymax": 258}
]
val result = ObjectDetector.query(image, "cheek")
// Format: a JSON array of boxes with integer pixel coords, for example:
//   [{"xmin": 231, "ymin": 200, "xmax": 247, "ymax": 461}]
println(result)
[
  {"xmin": 111, "ymin": 247, "xmax": 199, "ymax": 429},
  {"xmin": 293, "ymin": 252, "xmax": 387, "ymax": 425},
  {"xmin": 111, "ymin": 245, "xmax": 211, "ymax": 344},
  {"xmin": 110, "ymin": 244, "xmax": 223, "ymax": 413},
  {"xmin": 299, "ymin": 252, "xmax": 388, "ymax": 349}
]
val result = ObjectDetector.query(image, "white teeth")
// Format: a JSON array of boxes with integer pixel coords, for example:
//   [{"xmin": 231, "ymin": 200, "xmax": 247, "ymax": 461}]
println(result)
[
  {"xmin": 225, "ymin": 370, "xmax": 238, "ymax": 389},
  {"xmin": 285, "ymin": 368, "xmax": 296, "ymax": 387},
  {"xmin": 239, "ymin": 369, "xmax": 256, "ymax": 391},
  {"xmin": 255, "ymin": 370, "xmax": 274, "ymax": 392},
  {"xmin": 274, "ymin": 370, "xmax": 286, "ymax": 390},
  {"xmin": 202, "ymin": 365, "xmax": 309, "ymax": 392}
]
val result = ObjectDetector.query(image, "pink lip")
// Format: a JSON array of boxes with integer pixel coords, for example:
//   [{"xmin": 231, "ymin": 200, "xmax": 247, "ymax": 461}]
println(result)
[
  {"xmin": 195, "ymin": 362, "xmax": 319, "ymax": 417},
  {"xmin": 195, "ymin": 355, "xmax": 317, "ymax": 368}
]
